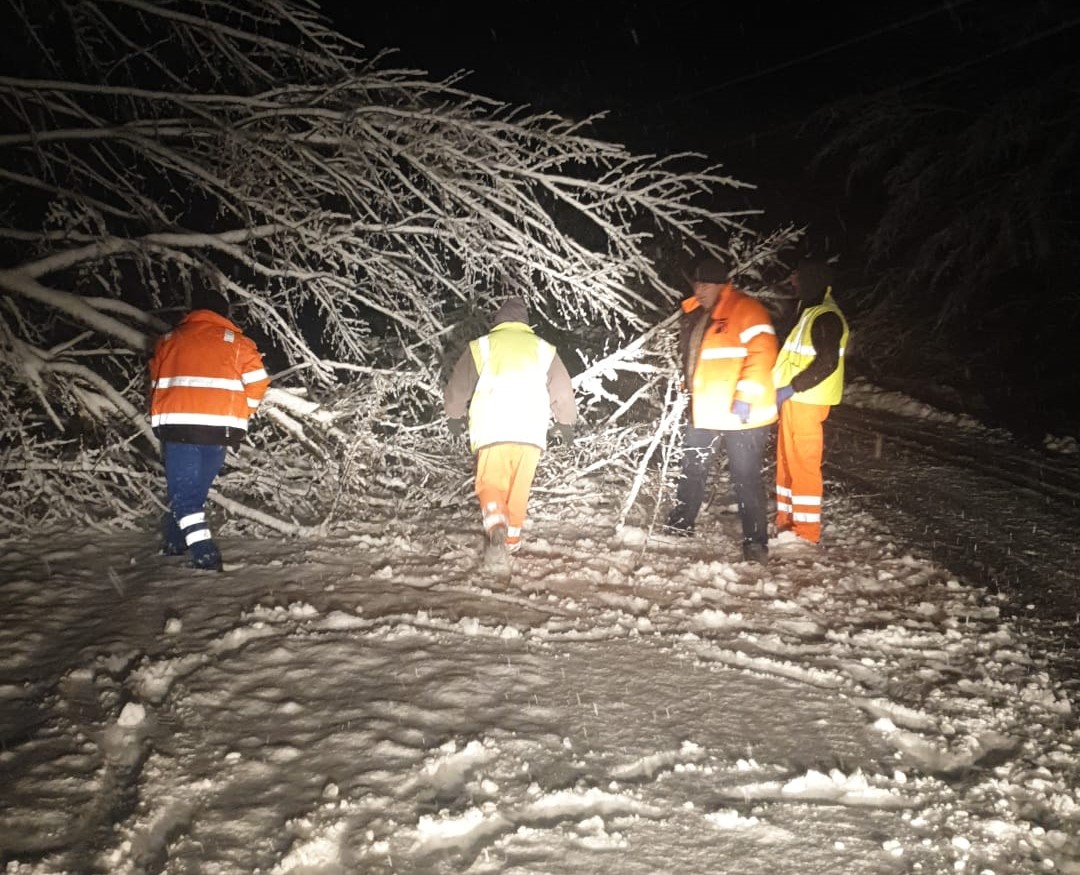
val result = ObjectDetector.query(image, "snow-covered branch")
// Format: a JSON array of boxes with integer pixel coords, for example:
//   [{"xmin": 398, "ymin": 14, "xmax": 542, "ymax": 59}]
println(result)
[{"xmin": 0, "ymin": 0, "xmax": 798, "ymax": 534}]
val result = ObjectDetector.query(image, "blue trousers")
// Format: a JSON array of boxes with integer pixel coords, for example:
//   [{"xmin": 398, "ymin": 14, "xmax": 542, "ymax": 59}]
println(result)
[
  {"xmin": 162, "ymin": 441, "xmax": 226, "ymax": 569},
  {"xmin": 668, "ymin": 425, "xmax": 770, "ymax": 546}
]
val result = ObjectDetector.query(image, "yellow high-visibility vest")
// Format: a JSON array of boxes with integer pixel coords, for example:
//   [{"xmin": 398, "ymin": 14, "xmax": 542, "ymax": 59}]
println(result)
[
  {"xmin": 773, "ymin": 290, "xmax": 849, "ymax": 406},
  {"xmin": 467, "ymin": 322, "xmax": 555, "ymax": 451}
]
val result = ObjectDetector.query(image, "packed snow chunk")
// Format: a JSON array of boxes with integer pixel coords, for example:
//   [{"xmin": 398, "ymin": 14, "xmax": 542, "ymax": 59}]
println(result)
[
  {"xmin": 611, "ymin": 742, "xmax": 705, "ymax": 780},
  {"xmin": 525, "ymin": 786, "xmax": 663, "ymax": 820},
  {"xmin": 164, "ymin": 617, "xmax": 182, "ymax": 635},
  {"xmin": 1044, "ymin": 433, "xmax": 1079, "ymax": 454},
  {"xmin": 102, "ymin": 702, "xmax": 150, "ymax": 766},
  {"xmin": 415, "ymin": 738, "xmax": 494, "ymax": 796},
  {"xmin": 271, "ymin": 820, "xmax": 346, "ymax": 874},
  {"xmin": 131, "ymin": 655, "xmax": 199, "ymax": 703},
  {"xmin": 860, "ymin": 698, "xmax": 938, "ymax": 732},
  {"xmin": 706, "ymin": 808, "xmax": 760, "ymax": 829},
  {"xmin": 415, "ymin": 805, "xmax": 489, "ymax": 841},
  {"xmin": 695, "ymin": 609, "xmax": 745, "ymax": 630},
  {"xmin": 776, "ymin": 768, "xmax": 914, "ymax": 807},
  {"xmin": 0, "ymin": 684, "xmax": 26, "ymax": 705},
  {"xmin": 573, "ymin": 814, "xmax": 629, "ymax": 849},
  {"xmin": 882, "ymin": 839, "xmax": 904, "ymax": 856},
  {"xmin": 117, "ymin": 701, "xmax": 146, "ymax": 727},
  {"xmin": 286, "ymin": 602, "xmax": 319, "ymax": 619},
  {"xmin": 1020, "ymin": 681, "xmax": 1072, "ymax": 714},
  {"xmin": 613, "ymin": 525, "xmax": 648, "ymax": 547},
  {"xmin": 266, "ymin": 746, "xmax": 303, "ymax": 764},
  {"xmin": 321, "ymin": 610, "xmax": 366, "ymax": 630}
]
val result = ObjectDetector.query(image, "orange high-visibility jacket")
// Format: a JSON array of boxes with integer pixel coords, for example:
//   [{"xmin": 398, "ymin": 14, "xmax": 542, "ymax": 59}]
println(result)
[
  {"xmin": 150, "ymin": 310, "xmax": 270, "ymax": 447},
  {"xmin": 680, "ymin": 284, "xmax": 779, "ymax": 430}
]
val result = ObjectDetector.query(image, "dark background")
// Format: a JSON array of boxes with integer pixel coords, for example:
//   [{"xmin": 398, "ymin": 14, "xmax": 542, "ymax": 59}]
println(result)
[
  {"xmin": 332, "ymin": 1, "xmax": 1066, "ymax": 246},
  {"xmin": 328, "ymin": 0, "xmax": 1080, "ymax": 438}
]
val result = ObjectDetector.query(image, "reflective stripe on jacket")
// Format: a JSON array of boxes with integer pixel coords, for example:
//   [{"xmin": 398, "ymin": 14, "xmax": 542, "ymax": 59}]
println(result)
[
  {"xmin": 773, "ymin": 290, "xmax": 849, "ymax": 406},
  {"xmin": 150, "ymin": 310, "xmax": 270, "ymax": 445},
  {"xmin": 682, "ymin": 284, "xmax": 779, "ymax": 430},
  {"xmin": 467, "ymin": 322, "xmax": 556, "ymax": 451}
]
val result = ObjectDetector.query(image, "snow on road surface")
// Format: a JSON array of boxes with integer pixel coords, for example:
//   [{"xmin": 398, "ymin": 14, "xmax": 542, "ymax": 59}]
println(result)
[{"xmin": 2, "ymin": 389, "xmax": 1079, "ymax": 874}]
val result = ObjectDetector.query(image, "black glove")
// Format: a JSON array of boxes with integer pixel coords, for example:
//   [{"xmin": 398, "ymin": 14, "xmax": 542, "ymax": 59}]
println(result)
[
  {"xmin": 555, "ymin": 423, "xmax": 575, "ymax": 445},
  {"xmin": 447, "ymin": 418, "xmax": 466, "ymax": 438}
]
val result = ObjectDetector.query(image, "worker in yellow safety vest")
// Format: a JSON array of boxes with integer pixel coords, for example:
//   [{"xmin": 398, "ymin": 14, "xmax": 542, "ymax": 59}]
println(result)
[
  {"xmin": 772, "ymin": 260, "xmax": 849, "ymax": 545},
  {"xmin": 443, "ymin": 297, "xmax": 578, "ymax": 567}
]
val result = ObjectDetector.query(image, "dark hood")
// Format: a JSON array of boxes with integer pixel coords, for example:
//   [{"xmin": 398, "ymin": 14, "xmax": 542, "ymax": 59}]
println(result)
[{"xmin": 492, "ymin": 297, "xmax": 529, "ymax": 326}]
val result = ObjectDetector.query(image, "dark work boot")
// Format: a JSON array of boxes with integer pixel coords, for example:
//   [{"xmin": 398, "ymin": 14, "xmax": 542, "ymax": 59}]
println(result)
[
  {"xmin": 664, "ymin": 508, "xmax": 696, "ymax": 537},
  {"xmin": 742, "ymin": 541, "xmax": 769, "ymax": 565},
  {"xmin": 190, "ymin": 541, "xmax": 224, "ymax": 572},
  {"xmin": 160, "ymin": 511, "xmax": 186, "ymax": 556}
]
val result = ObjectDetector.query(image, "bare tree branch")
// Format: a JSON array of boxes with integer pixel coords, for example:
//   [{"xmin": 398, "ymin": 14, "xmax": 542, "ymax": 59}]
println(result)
[{"xmin": 0, "ymin": 0, "xmax": 798, "ymax": 535}]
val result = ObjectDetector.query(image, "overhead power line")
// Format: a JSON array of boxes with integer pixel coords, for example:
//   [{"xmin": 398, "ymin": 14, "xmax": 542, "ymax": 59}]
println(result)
[
  {"xmin": 669, "ymin": 10, "xmax": 1080, "ymax": 152},
  {"xmin": 658, "ymin": 0, "xmax": 979, "ymax": 108}
]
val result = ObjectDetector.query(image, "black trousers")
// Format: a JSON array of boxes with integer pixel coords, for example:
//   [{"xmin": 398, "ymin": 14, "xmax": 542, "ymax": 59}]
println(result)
[{"xmin": 668, "ymin": 424, "xmax": 770, "ymax": 546}]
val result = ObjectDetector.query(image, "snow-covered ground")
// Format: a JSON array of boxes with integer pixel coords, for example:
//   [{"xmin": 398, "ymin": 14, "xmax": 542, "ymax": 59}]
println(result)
[{"xmin": 2, "ymin": 390, "xmax": 1079, "ymax": 875}]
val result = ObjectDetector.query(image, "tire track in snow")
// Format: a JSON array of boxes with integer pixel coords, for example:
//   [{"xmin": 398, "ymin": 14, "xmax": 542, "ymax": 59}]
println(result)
[{"xmin": 827, "ymin": 404, "xmax": 1080, "ymax": 683}]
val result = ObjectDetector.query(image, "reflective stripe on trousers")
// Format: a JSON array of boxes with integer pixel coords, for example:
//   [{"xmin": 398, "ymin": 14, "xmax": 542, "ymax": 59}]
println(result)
[
  {"xmin": 475, "ymin": 443, "xmax": 542, "ymax": 550},
  {"xmin": 162, "ymin": 441, "xmax": 226, "ymax": 565},
  {"xmin": 775, "ymin": 402, "xmax": 831, "ymax": 543}
]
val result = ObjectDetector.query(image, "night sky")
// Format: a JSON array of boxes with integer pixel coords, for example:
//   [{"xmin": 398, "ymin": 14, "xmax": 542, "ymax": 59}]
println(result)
[{"xmin": 327, "ymin": 0, "xmax": 1075, "ymax": 240}]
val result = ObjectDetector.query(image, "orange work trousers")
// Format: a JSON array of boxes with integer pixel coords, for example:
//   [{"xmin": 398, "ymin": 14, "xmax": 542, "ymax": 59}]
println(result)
[
  {"xmin": 775, "ymin": 401, "xmax": 831, "ymax": 543},
  {"xmin": 475, "ymin": 443, "xmax": 542, "ymax": 551}
]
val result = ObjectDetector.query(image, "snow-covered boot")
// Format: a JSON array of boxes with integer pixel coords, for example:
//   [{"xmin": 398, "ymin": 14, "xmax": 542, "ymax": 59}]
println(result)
[{"xmin": 483, "ymin": 524, "xmax": 510, "ymax": 572}]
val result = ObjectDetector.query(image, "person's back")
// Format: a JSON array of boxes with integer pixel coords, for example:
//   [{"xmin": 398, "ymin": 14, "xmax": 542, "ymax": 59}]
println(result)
[
  {"xmin": 443, "ymin": 296, "xmax": 577, "ymax": 564},
  {"xmin": 466, "ymin": 318, "xmax": 556, "ymax": 453},
  {"xmin": 151, "ymin": 310, "xmax": 266, "ymax": 448},
  {"xmin": 149, "ymin": 297, "xmax": 270, "ymax": 571}
]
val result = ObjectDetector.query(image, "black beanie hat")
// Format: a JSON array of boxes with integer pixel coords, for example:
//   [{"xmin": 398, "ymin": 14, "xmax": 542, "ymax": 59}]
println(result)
[
  {"xmin": 692, "ymin": 258, "xmax": 728, "ymax": 284},
  {"xmin": 794, "ymin": 260, "xmax": 834, "ymax": 299},
  {"xmin": 190, "ymin": 281, "xmax": 231, "ymax": 317}
]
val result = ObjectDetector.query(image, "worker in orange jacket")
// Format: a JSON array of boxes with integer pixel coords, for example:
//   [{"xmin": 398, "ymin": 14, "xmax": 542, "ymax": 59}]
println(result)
[
  {"xmin": 666, "ymin": 258, "xmax": 779, "ymax": 564},
  {"xmin": 149, "ymin": 287, "xmax": 270, "ymax": 570}
]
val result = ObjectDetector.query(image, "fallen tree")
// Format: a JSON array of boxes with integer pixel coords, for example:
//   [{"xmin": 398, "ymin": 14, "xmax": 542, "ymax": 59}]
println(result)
[{"xmin": 0, "ymin": 0, "xmax": 799, "ymax": 537}]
